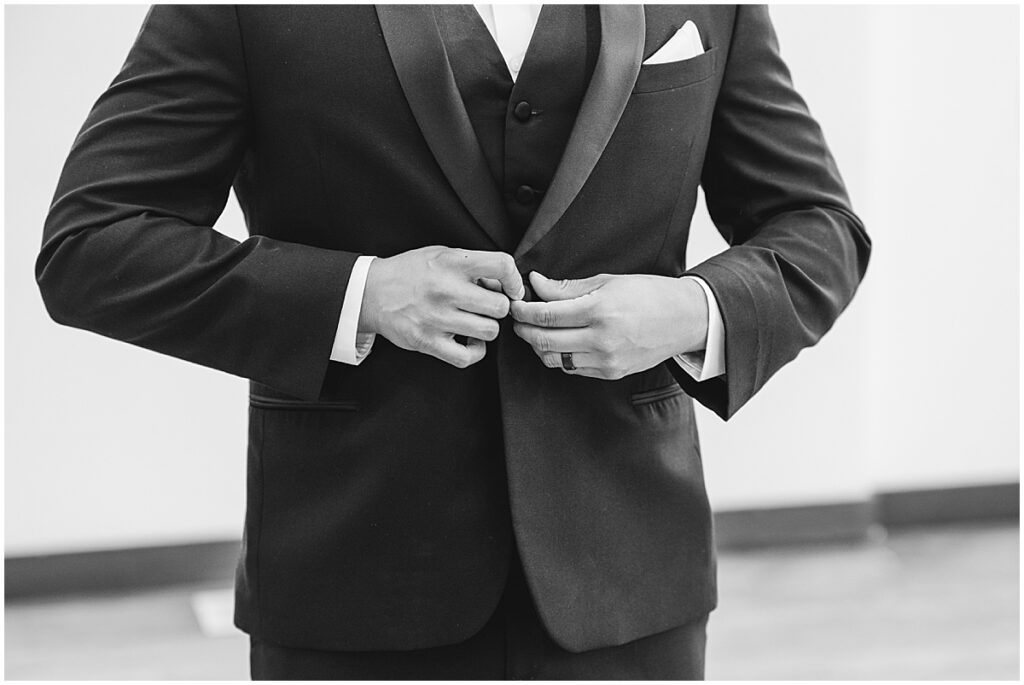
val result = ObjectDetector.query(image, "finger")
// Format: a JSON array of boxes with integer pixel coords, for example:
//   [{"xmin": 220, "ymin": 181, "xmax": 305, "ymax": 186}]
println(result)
[
  {"xmin": 559, "ymin": 366, "xmax": 609, "ymax": 380},
  {"xmin": 512, "ymin": 322, "xmax": 593, "ymax": 353},
  {"xmin": 440, "ymin": 310, "xmax": 501, "ymax": 342},
  {"xmin": 529, "ymin": 271, "xmax": 610, "ymax": 302},
  {"xmin": 455, "ymin": 251, "xmax": 525, "ymax": 300},
  {"xmin": 452, "ymin": 281, "xmax": 511, "ymax": 319},
  {"xmin": 428, "ymin": 334, "xmax": 487, "ymax": 369},
  {"xmin": 476, "ymin": 277, "xmax": 504, "ymax": 294},
  {"xmin": 509, "ymin": 295, "xmax": 596, "ymax": 328}
]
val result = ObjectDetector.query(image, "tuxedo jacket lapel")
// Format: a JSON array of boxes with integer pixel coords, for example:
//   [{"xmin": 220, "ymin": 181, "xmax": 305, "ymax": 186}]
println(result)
[
  {"xmin": 376, "ymin": 5, "xmax": 645, "ymax": 259},
  {"xmin": 376, "ymin": 5, "xmax": 516, "ymax": 252},
  {"xmin": 514, "ymin": 5, "xmax": 645, "ymax": 260}
]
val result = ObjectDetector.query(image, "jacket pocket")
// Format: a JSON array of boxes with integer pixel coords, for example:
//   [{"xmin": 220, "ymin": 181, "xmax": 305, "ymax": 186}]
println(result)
[
  {"xmin": 630, "ymin": 383, "xmax": 685, "ymax": 407},
  {"xmin": 633, "ymin": 47, "xmax": 717, "ymax": 94},
  {"xmin": 249, "ymin": 394, "xmax": 359, "ymax": 412}
]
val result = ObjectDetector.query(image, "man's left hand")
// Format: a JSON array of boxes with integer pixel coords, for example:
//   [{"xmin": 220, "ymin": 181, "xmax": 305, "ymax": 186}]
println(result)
[{"xmin": 510, "ymin": 271, "xmax": 709, "ymax": 380}]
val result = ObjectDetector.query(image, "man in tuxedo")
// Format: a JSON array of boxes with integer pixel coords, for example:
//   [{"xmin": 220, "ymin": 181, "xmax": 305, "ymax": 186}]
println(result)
[{"xmin": 38, "ymin": 4, "xmax": 870, "ymax": 679}]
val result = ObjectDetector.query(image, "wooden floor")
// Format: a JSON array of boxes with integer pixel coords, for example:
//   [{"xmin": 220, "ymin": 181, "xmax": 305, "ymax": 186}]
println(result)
[{"xmin": 5, "ymin": 522, "xmax": 1019, "ymax": 680}]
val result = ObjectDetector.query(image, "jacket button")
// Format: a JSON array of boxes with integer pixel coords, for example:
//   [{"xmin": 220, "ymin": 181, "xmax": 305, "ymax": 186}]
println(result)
[
  {"xmin": 515, "ymin": 185, "xmax": 536, "ymax": 204},
  {"xmin": 513, "ymin": 101, "xmax": 532, "ymax": 122},
  {"xmin": 521, "ymin": 280, "xmax": 535, "ymax": 302}
]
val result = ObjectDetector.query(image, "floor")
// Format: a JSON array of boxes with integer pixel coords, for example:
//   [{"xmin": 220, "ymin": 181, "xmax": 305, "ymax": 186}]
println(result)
[{"xmin": 5, "ymin": 522, "xmax": 1019, "ymax": 680}]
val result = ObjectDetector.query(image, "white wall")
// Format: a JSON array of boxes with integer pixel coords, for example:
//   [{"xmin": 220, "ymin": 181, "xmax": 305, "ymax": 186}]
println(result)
[
  {"xmin": 857, "ymin": 5, "xmax": 1020, "ymax": 490},
  {"xmin": 5, "ymin": 6, "xmax": 249, "ymax": 555},
  {"xmin": 4, "ymin": 5, "xmax": 1019, "ymax": 555},
  {"xmin": 692, "ymin": 5, "xmax": 1019, "ymax": 508}
]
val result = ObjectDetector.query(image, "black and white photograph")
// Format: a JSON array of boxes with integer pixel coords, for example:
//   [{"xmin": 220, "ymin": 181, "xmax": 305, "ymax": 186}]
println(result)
[{"xmin": 3, "ymin": 2, "xmax": 1020, "ymax": 680}]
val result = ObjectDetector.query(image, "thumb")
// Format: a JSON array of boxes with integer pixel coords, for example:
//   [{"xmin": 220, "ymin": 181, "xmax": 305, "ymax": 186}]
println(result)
[{"xmin": 529, "ymin": 271, "xmax": 608, "ymax": 302}]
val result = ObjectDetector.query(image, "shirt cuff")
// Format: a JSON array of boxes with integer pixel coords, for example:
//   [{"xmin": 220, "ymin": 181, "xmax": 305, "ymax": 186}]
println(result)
[
  {"xmin": 330, "ymin": 255, "xmax": 377, "ymax": 365},
  {"xmin": 672, "ymin": 275, "xmax": 726, "ymax": 381}
]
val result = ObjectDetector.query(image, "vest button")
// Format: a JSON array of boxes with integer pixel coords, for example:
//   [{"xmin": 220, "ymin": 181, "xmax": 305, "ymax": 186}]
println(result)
[
  {"xmin": 515, "ymin": 185, "xmax": 536, "ymax": 205},
  {"xmin": 513, "ymin": 101, "xmax": 532, "ymax": 122}
]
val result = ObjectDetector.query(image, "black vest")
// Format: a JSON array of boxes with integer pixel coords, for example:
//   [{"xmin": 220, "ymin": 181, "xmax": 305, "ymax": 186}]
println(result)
[{"xmin": 435, "ymin": 6, "xmax": 600, "ymax": 238}]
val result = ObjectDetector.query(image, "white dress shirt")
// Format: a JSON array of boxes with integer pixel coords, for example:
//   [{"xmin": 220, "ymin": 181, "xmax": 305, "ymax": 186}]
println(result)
[{"xmin": 331, "ymin": 4, "xmax": 726, "ymax": 381}]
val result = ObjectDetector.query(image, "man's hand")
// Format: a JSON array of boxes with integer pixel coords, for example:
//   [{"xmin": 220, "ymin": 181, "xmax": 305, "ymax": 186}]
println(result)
[
  {"xmin": 510, "ymin": 271, "xmax": 709, "ymax": 380},
  {"xmin": 359, "ymin": 246, "xmax": 525, "ymax": 368}
]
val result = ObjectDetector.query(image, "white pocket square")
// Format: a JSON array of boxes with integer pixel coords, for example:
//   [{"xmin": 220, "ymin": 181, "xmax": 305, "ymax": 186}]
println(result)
[{"xmin": 643, "ymin": 20, "xmax": 704, "ymax": 65}]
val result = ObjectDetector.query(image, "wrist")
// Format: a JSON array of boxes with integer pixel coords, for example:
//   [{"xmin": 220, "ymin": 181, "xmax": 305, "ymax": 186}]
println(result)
[
  {"xmin": 358, "ymin": 257, "xmax": 386, "ymax": 336},
  {"xmin": 675, "ymin": 277, "xmax": 709, "ymax": 355}
]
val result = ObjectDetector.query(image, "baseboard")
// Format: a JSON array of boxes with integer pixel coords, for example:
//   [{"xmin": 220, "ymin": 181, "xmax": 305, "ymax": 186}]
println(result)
[
  {"xmin": 6, "ymin": 482, "xmax": 1017, "ymax": 600},
  {"xmin": 4, "ymin": 540, "xmax": 241, "ymax": 601},
  {"xmin": 875, "ymin": 481, "xmax": 1019, "ymax": 528},
  {"xmin": 714, "ymin": 500, "xmax": 875, "ymax": 549}
]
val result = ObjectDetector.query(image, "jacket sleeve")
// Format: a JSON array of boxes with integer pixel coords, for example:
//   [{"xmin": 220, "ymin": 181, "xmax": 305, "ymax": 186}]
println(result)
[
  {"xmin": 669, "ymin": 4, "xmax": 872, "ymax": 420},
  {"xmin": 36, "ymin": 5, "xmax": 357, "ymax": 401}
]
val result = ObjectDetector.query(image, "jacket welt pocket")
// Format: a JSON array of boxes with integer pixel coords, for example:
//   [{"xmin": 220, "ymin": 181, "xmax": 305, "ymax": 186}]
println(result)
[
  {"xmin": 633, "ymin": 47, "xmax": 717, "ymax": 94},
  {"xmin": 630, "ymin": 383, "xmax": 685, "ymax": 406},
  {"xmin": 249, "ymin": 394, "xmax": 359, "ymax": 412}
]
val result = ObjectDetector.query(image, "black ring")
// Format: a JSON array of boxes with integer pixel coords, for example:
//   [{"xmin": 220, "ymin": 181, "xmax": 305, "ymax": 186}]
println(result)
[{"xmin": 561, "ymin": 352, "xmax": 576, "ymax": 371}]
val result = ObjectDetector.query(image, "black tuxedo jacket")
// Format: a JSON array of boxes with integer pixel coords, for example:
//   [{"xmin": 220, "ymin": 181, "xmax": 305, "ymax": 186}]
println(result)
[{"xmin": 38, "ymin": 5, "xmax": 870, "ymax": 653}]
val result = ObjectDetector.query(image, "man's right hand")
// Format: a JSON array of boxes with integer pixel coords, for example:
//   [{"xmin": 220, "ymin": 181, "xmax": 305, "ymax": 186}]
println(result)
[{"xmin": 358, "ymin": 246, "xmax": 525, "ymax": 368}]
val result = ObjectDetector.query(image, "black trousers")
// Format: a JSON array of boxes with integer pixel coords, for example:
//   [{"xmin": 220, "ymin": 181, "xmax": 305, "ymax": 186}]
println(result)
[{"xmin": 250, "ymin": 553, "xmax": 708, "ymax": 680}]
